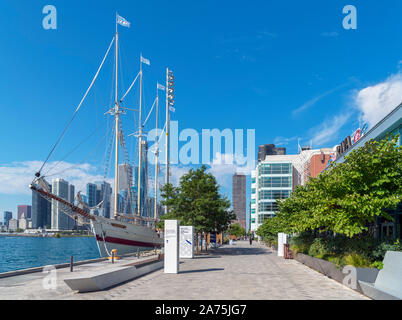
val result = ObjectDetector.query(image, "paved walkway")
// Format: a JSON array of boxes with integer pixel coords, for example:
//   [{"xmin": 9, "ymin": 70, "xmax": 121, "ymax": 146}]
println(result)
[{"xmin": 0, "ymin": 241, "xmax": 369, "ymax": 300}]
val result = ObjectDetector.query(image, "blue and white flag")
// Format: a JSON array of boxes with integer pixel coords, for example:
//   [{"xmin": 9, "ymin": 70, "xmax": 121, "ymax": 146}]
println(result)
[
  {"xmin": 169, "ymin": 106, "xmax": 175, "ymax": 112},
  {"xmin": 117, "ymin": 14, "xmax": 130, "ymax": 28},
  {"xmin": 157, "ymin": 83, "xmax": 165, "ymax": 91},
  {"xmin": 140, "ymin": 56, "xmax": 150, "ymax": 66}
]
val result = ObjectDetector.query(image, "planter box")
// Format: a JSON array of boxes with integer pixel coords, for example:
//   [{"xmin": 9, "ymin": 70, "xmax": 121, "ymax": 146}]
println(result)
[{"xmin": 295, "ymin": 253, "xmax": 379, "ymax": 295}]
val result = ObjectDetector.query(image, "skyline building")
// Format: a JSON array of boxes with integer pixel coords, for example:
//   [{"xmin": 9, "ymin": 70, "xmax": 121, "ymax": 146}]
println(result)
[
  {"xmin": 51, "ymin": 178, "xmax": 75, "ymax": 230},
  {"xmin": 118, "ymin": 163, "xmax": 133, "ymax": 191},
  {"xmin": 8, "ymin": 219, "xmax": 18, "ymax": 231},
  {"xmin": 86, "ymin": 183, "xmax": 98, "ymax": 208},
  {"xmin": 96, "ymin": 181, "xmax": 112, "ymax": 218},
  {"xmin": 258, "ymin": 144, "xmax": 286, "ymax": 162},
  {"xmin": 251, "ymin": 150, "xmax": 297, "ymax": 233},
  {"xmin": 250, "ymin": 146, "xmax": 336, "ymax": 234},
  {"xmin": 232, "ymin": 173, "xmax": 246, "ymax": 230},
  {"xmin": 3, "ymin": 211, "xmax": 12, "ymax": 228},
  {"xmin": 17, "ymin": 205, "xmax": 31, "ymax": 220},
  {"xmin": 32, "ymin": 182, "xmax": 52, "ymax": 229}
]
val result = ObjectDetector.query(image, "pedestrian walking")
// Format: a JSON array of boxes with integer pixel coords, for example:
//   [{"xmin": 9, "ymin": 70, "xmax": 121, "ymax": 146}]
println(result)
[{"xmin": 249, "ymin": 236, "xmax": 252, "ymax": 245}]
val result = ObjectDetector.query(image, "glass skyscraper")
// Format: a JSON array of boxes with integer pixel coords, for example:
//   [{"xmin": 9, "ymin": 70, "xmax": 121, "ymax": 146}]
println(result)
[{"xmin": 250, "ymin": 154, "xmax": 297, "ymax": 233}]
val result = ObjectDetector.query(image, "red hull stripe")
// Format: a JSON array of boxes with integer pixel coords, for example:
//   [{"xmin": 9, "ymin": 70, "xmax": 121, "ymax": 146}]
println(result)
[{"xmin": 96, "ymin": 235, "xmax": 162, "ymax": 248}]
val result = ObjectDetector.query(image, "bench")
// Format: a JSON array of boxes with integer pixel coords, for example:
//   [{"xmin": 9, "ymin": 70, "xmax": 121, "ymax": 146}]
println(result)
[{"xmin": 358, "ymin": 251, "xmax": 402, "ymax": 300}]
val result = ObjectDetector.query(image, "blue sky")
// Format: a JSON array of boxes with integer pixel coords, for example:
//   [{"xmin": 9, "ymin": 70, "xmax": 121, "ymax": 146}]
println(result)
[{"xmin": 1, "ymin": 1, "xmax": 402, "ymax": 222}]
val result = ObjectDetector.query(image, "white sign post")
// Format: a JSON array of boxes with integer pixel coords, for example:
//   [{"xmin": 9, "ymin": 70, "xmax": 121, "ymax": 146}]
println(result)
[
  {"xmin": 164, "ymin": 220, "xmax": 179, "ymax": 273},
  {"xmin": 180, "ymin": 226, "xmax": 194, "ymax": 259},
  {"xmin": 278, "ymin": 232, "xmax": 288, "ymax": 257}
]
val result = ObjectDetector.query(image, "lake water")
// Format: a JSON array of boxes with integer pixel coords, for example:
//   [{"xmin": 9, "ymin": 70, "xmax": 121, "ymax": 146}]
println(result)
[{"xmin": 0, "ymin": 236, "xmax": 100, "ymax": 273}]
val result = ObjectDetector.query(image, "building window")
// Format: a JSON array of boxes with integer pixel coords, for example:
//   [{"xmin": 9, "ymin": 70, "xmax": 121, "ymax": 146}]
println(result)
[
  {"xmin": 251, "ymin": 199, "xmax": 255, "ymax": 204},
  {"xmin": 259, "ymin": 163, "xmax": 292, "ymax": 175},
  {"xmin": 258, "ymin": 189, "xmax": 290, "ymax": 200},
  {"xmin": 259, "ymin": 176, "xmax": 291, "ymax": 188},
  {"xmin": 258, "ymin": 202, "xmax": 279, "ymax": 212},
  {"xmin": 251, "ymin": 188, "xmax": 256, "ymax": 194},
  {"xmin": 258, "ymin": 214, "xmax": 275, "ymax": 224}
]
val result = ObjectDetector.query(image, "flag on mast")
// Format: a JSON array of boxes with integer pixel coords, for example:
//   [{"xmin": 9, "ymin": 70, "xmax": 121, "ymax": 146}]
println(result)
[
  {"xmin": 117, "ymin": 14, "xmax": 130, "ymax": 28},
  {"xmin": 140, "ymin": 55, "xmax": 150, "ymax": 66},
  {"xmin": 157, "ymin": 83, "xmax": 165, "ymax": 91}
]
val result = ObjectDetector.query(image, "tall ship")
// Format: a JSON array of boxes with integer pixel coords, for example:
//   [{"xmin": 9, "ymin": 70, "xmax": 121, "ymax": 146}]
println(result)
[{"xmin": 30, "ymin": 14, "xmax": 175, "ymax": 257}]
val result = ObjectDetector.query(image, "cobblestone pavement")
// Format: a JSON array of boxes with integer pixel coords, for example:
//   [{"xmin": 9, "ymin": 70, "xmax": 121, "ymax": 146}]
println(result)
[{"xmin": 71, "ymin": 241, "xmax": 368, "ymax": 300}]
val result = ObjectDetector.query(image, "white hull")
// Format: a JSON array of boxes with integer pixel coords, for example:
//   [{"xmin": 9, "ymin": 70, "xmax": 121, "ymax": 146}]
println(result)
[{"xmin": 90, "ymin": 215, "xmax": 163, "ymax": 257}]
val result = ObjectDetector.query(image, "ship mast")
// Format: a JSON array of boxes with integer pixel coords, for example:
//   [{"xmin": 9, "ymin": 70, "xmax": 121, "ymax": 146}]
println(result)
[
  {"xmin": 113, "ymin": 14, "xmax": 120, "ymax": 219},
  {"xmin": 137, "ymin": 56, "xmax": 143, "ymax": 218},
  {"xmin": 154, "ymin": 84, "xmax": 159, "ymax": 225}
]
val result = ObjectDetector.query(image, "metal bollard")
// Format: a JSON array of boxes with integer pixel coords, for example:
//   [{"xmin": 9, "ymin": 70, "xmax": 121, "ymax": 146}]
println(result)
[
  {"xmin": 137, "ymin": 248, "xmax": 140, "ymax": 259},
  {"xmin": 70, "ymin": 256, "xmax": 73, "ymax": 272},
  {"xmin": 112, "ymin": 251, "xmax": 115, "ymax": 264}
]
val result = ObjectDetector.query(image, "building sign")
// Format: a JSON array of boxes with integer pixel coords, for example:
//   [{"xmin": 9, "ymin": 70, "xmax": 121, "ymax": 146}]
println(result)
[
  {"xmin": 339, "ymin": 136, "xmax": 352, "ymax": 155},
  {"xmin": 326, "ymin": 153, "xmax": 337, "ymax": 169},
  {"xmin": 352, "ymin": 123, "xmax": 368, "ymax": 144}
]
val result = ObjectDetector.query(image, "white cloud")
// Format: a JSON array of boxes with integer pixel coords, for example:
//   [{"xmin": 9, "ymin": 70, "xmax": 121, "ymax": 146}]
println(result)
[
  {"xmin": 356, "ymin": 73, "xmax": 402, "ymax": 127},
  {"xmin": 293, "ymin": 82, "xmax": 353, "ymax": 116},
  {"xmin": 207, "ymin": 152, "xmax": 254, "ymax": 188},
  {"xmin": 274, "ymin": 136, "xmax": 298, "ymax": 146},
  {"xmin": 310, "ymin": 112, "xmax": 351, "ymax": 146},
  {"xmin": 0, "ymin": 161, "xmax": 111, "ymax": 196}
]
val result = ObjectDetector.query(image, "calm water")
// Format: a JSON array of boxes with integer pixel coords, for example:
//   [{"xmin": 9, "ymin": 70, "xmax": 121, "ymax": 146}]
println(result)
[{"xmin": 0, "ymin": 236, "xmax": 100, "ymax": 273}]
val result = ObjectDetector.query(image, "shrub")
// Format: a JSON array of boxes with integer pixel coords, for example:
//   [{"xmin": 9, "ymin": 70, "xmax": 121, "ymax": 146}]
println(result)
[
  {"xmin": 344, "ymin": 253, "xmax": 371, "ymax": 268},
  {"xmin": 308, "ymin": 238, "xmax": 329, "ymax": 258},
  {"xmin": 290, "ymin": 232, "xmax": 314, "ymax": 255},
  {"xmin": 326, "ymin": 256, "xmax": 345, "ymax": 269},
  {"xmin": 372, "ymin": 239, "xmax": 402, "ymax": 261},
  {"xmin": 370, "ymin": 261, "xmax": 384, "ymax": 270}
]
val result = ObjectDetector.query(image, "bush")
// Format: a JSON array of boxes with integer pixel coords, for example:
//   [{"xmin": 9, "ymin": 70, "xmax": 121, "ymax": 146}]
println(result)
[
  {"xmin": 370, "ymin": 261, "xmax": 384, "ymax": 270},
  {"xmin": 372, "ymin": 239, "xmax": 402, "ymax": 261},
  {"xmin": 344, "ymin": 253, "xmax": 371, "ymax": 268},
  {"xmin": 290, "ymin": 232, "xmax": 314, "ymax": 255},
  {"xmin": 308, "ymin": 238, "xmax": 329, "ymax": 258}
]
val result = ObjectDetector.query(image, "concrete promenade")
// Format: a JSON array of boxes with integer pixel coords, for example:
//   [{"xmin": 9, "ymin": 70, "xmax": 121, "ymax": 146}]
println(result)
[{"xmin": 0, "ymin": 240, "xmax": 369, "ymax": 300}]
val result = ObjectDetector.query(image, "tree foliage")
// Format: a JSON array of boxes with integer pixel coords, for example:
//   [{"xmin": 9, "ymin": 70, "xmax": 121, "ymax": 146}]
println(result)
[
  {"xmin": 158, "ymin": 165, "xmax": 232, "ymax": 235},
  {"xmin": 257, "ymin": 135, "xmax": 402, "ymax": 240},
  {"xmin": 227, "ymin": 223, "xmax": 246, "ymax": 238}
]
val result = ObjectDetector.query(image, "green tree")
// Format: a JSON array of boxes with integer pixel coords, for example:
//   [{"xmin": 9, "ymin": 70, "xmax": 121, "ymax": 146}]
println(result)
[
  {"xmin": 159, "ymin": 165, "xmax": 231, "ymax": 251},
  {"xmin": 227, "ymin": 223, "xmax": 246, "ymax": 238},
  {"xmin": 257, "ymin": 135, "xmax": 402, "ymax": 239}
]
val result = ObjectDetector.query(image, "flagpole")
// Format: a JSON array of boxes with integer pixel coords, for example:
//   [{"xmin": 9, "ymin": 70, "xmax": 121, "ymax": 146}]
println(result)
[
  {"xmin": 137, "ymin": 55, "xmax": 143, "ymax": 218},
  {"xmin": 154, "ymin": 83, "xmax": 159, "ymax": 226},
  {"xmin": 113, "ymin": 13, "xmax": 120, "ymax": 219}
]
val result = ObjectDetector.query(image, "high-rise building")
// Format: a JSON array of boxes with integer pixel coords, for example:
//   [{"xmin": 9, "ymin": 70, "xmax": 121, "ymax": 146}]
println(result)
[
  {"xmin": 132, "ymin": 141, "xmax": 149, "ymax": 217},
  {"xmin": 118, "ymin": 163, "xmax": 133, "ymax": 191},
  {"xmin": 250, "ymin": 146, "xmax": 335, "ymax": 234},
  {"xmin": 250, "ymin": 153, "xmax": 298, "ymax": 233},
  {"xmin": 51, "ymin": 178, "xmax": 74, "ymax": 230},
  {"xmin": 96, "ymin": 181, "xmax": 112, "ymax": 218},
  {"xmin": 232, "ymin": 173, "xmax": 246, "ymax": 230},
  {"xmin": 17, "ymin": 205, "xmax": 31, "ymax": 220},
  {"xmin": 32, "ymin": 182, "xmax": 52, "ymax": 229},
  {"xmin": 3, "ymin": 211, "xmax": 12, "ymax": 228},
  {"xmin": 8, "ymin": 219, "xmax": 18, "ymax": 231},
  {"xmin": 86, "ymin": 183, "xmax": 97, "ymax": 208},
  {"xmin": 258, "ymin": 144, "xmax": 286, "ymax": 162},
  {"xmin": 18, "ymin": 213, "xmax": 29, "ymax": 230}
]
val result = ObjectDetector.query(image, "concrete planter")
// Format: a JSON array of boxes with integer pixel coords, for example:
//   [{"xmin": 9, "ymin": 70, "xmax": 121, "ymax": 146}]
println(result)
[{"xmin": 295, "ymin": 253, "xmax": 379, "ymax": 295}]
